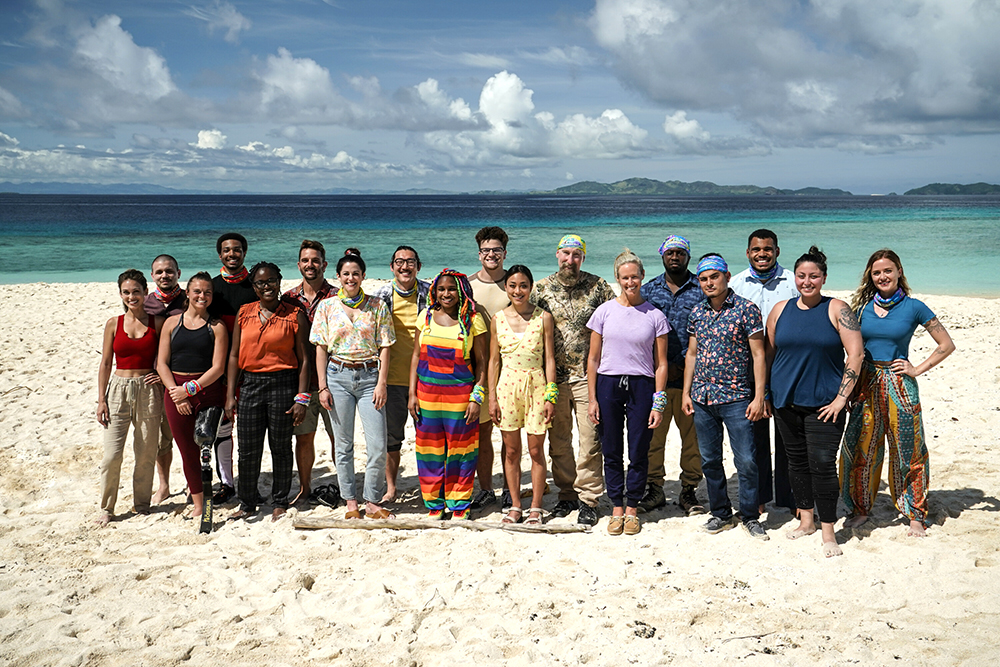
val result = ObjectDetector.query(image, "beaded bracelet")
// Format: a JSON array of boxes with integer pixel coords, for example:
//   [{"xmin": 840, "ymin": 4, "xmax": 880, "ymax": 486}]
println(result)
[
  {"xmin": 469, "ymin": 384, "xmax": 486, "ymax": 405},
  {"xmin": 294, "ymin": 392, "xmax": 311, "ymax": 406},
  {"xmin": 651, "ymin": 390, "xmax": 668, "ymax": 412},
  {"xmin": 543, "ymin": 382, "xmax": 559, "ymax": 405},
  {"xmin": 184, "ymin": 380, "xmax": 202, "ymax": 397}
]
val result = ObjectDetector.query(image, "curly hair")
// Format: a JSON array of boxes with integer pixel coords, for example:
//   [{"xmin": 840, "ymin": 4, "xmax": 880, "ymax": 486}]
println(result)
[{"xmin": 425, "ymin": 269, "xmax": 477, "ymax": 356}]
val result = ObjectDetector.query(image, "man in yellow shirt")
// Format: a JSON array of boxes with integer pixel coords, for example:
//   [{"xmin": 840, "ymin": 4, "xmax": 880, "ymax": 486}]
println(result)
[{"xmin": 373, "ymin": 246, "xmax": 430, "ymax": 502}]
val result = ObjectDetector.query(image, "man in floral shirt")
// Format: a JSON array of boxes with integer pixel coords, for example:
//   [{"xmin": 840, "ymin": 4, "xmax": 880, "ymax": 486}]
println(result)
[
  {"xmin": 682, "ymin": 253, "xmax": 770, "ymax": 540},
  {"xmin": 531, "ymin": 234, "xmax": 615, "ymax": 526}
]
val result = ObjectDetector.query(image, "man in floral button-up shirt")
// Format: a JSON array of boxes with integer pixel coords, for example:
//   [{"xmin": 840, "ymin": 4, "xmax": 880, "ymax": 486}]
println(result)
[{"xmin": 682, "ymin": 253, "xmax": 770, "ymax": 541}]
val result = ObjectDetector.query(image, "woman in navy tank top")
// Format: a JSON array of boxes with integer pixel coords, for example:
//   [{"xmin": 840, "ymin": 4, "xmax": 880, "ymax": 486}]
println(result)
[{"xmin": 765, "ymin": 247, "xmax": 864, "ymax": 557}]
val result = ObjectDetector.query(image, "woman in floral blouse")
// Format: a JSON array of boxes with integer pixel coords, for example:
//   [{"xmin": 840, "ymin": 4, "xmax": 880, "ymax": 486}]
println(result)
[{"xmin": 311, "ymin": 250, "xmax": 396, "ymax": 519}]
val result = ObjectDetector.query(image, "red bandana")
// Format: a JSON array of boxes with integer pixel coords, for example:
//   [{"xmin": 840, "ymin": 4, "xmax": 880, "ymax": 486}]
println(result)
[
  {"xmin": 153, "ymin": 284, "xmax": 182, "ymax": 303},
  {"xmin": 221, "ymin": 266, "xmax": 249, "ymax": 284}
]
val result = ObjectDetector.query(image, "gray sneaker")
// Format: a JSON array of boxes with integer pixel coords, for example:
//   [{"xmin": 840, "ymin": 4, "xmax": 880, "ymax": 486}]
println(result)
[
  {"xmin": 741, "ymin": 519, "xmax": 770, "ymax": 541},
  {"xmin": 470, "ymin": 489, "xmax": 497, "ymax": 510},
  {"xmin": 702, "ymin": 516, "xmax": 737, "ymax": 534},
  {"xmin": 636, "ymin": 483, "xmax": 666, "ymax": 514}
]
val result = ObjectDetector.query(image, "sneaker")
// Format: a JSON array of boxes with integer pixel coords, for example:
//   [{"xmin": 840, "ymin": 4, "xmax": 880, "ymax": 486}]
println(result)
[
  {"xmin": 678, "ymin": 485, "xmax": 705, "ymax": 516},
  {"xmin": 212, "ymin": 484, "xmax": 235, "ymax": 504},
  {"xmin": 451, "ymin": 509, "xmax": 471, "ymax": 520},
  {"xmin": 702, "ymin": 515, "xmax": 737, "ymax": 534},
  {"xmin": 577, "ymin": 503, "xmax": 599, "ymax": 526},
  {"xmin": 500, "ymin": 489, "xmax": 512, "ymax": 511},
  {"xmin": 742, "ymin": 519, "xmax": 770, "ymax": 541},
  {"xmin": 550, "ymin": 499, "xmax": 579, "ymax": 518},
  {"xmin": 636, "ymin": 483, "xmax": 666, "ymax": 514},
  {"xmin": 470, "ymin": 489, "xmax": 497, "ymax": 510}
]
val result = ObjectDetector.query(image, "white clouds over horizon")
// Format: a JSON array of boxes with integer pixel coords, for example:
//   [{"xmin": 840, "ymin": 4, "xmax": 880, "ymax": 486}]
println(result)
[{"xmin": 184, "ymin": 1, "xmax": 252, "ymax": 44}]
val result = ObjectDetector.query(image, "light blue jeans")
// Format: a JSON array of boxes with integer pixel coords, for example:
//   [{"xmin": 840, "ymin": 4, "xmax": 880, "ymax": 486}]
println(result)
[{"xmin": 326, "ymin": 362, "xmax": 387, "ymax": 504}]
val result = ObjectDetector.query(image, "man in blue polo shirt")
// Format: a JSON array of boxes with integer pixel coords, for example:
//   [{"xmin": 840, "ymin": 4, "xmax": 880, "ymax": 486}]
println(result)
[
  {"xmin": 683, "ymin": 254, "xmax": 769, "ymax": 540},
  {"xmin": 637, "ymin": 235, "xmax": 705, "ymax": 516},
  {"xmin": 731, "ymin": 229, "xmax": 799, "ymax": 514}
]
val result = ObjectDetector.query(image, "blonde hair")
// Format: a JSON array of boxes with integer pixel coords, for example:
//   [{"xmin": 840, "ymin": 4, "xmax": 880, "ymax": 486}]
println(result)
[
  {"xmin": 849, "ymin": 248, "xmax": 912, "ymax": 313},
  {"xmin": 614, "ymin": 248, "xmax": 644, "ymax": 279}
]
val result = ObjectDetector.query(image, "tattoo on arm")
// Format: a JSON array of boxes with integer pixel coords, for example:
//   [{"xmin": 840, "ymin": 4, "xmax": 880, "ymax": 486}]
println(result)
[
  {"xmin": 924, "ymin": 317, "xmax": 945, "ymax": 334},
  {"xmin": 839, "ymin": 306, "xmax": 861, "ymax": 331},
  {"xmin": 837, "ymin": 368, "xmax": 859, "ymax": 398}
]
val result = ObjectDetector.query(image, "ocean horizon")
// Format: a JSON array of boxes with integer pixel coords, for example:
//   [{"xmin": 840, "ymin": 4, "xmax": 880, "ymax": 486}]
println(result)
[{"xmin": 2, "ymin": 193, "xmax": 998, "ymax": 297}]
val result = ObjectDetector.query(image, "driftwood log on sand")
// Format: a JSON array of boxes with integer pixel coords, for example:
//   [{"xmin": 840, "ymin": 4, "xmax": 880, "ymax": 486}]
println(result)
[{"xmin": 293, "ymin": 516, "xmax": 591, "ymax": 534}]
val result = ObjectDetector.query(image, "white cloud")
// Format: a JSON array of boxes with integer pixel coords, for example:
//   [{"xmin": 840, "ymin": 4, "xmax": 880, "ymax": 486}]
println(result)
[
  {"xmin": 193, "ymin": 129, "xmax": 227, "ymax": 149},
  {"xmin": 256, "ymin": 47, "xmax": 344, "ymax": 114},
  {"xmin": 663, "ymin": 111, "xmax": 709, "ymax": 141},
  {"xmin": 457, "ymin": 53, "xmax": 511, "ymax": 69},
  {"xmin": 0, "ymin": 86, "xmax": 29, "ymax": 118},
  {"xmin": 0, "ymin": 131, "xmax": 20, "ymax": 147},
  {"xmin": 519, "ymin": 47, "xmax": 593, "ymax": 67},
  {"xmin": 73, "ymin": 15, "xmax": 177, "ymax": 100},
  {"xmin": 184, "ymin": 1, "xmax": 252, "ymax": 44},
  {"xmin": 589, "ymin": 0, "xmax": 1000, "ymax": 148}
]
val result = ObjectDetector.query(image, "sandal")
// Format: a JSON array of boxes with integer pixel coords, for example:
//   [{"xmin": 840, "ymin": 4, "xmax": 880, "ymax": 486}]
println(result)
[
  {"xmin": 344, "ymin": 509, "xmax": 362, "ymax": 520},
  {"xmin": 608, "ymin": 515, "xmax": 625, "ymax": 535},
  {"xmin": 310, "ymin": 484, "xmax": 342, "ymax": 509},
  {"xmin": 623, "ymin": 515, "xmax": 641, "ymax": 535},
  {"xmin": 524, "ymin": 507, "xmax": 545, "ymax": 525},
  {"xmin": 501, "ymin": 507, "xmax": 523, "ymax": 524},
  {"xmin": 365, "ymin": 508, "xmax": 396, "ymax": 520}
]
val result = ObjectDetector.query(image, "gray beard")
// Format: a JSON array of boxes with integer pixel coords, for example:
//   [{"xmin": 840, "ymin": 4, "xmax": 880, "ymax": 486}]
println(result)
[{"xmin": 557, "ymin": 267, "xmax": 580, "ymax": 286}]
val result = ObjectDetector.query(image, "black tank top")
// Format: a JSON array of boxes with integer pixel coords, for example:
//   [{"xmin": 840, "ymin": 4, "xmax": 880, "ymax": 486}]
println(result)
[{"xmin": 170, "ymin": 313, "xmax": 215, "ymax": 373}]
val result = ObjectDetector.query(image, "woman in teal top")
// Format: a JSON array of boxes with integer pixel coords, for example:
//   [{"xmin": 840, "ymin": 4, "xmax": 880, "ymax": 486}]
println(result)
[{"xmin": 840, "ymin": 249, "xmax": 955, "ymax": 537}]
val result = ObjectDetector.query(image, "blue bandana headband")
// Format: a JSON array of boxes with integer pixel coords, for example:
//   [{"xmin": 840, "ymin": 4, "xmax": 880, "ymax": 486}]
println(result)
[
  {"xmin": 696, "ymin": 255, "xmax": 728, "ymax": 275},
  {"xmin": 658, "ymin": 235, "xmax": 690, "ymax": 255},
  {"xmin": 557, "ymin": 234, "xmax": 586, "ymax": 255}
]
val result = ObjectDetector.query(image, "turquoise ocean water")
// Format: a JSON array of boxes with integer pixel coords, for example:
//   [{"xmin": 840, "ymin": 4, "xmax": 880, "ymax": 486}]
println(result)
[{"xmin": 2, "ymin": 194, "xmax": 998, "ymax": 296}]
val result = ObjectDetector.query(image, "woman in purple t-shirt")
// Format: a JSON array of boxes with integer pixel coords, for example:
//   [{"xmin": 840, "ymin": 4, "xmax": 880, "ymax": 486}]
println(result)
[{"xmin": 587, "ymin": 249, "xmax": 670, "ymax": 536}]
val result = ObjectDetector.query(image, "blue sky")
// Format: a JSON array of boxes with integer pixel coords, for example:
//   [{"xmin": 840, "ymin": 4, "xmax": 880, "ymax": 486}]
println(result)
[{"xmin": 1, "ymin": 0, "xmax": 998, "ymax": 194}]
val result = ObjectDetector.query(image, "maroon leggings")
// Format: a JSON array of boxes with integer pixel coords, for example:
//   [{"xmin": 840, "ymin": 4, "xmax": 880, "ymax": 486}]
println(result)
[{"xmin": 163, "ymin": 374, "xmax": 225, "ymax": 495}]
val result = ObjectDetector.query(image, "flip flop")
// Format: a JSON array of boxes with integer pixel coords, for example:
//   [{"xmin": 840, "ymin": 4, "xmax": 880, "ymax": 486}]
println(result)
[{"xmin": 365, "ymin": 508, "xmax": 395, "ymax": 520}]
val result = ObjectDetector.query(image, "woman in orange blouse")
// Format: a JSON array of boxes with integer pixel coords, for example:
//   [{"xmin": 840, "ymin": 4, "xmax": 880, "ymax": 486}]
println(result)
[{"xmin": 226, "ymin": 262, "xmax": 310, "ymax": 521}]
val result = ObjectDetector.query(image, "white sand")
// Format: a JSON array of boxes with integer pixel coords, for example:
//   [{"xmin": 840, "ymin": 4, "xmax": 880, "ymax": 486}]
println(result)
[{"xmin": 1, "ymin": 283, "xmax": 999, "ymax": 666}]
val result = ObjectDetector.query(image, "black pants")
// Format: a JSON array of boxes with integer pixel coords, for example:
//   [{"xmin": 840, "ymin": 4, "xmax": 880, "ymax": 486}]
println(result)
[
  {"xmin": 773, "ymin": 405, "xmax": 846, "ymax": 523},
  {"xmin": 236, "ymin": 369, "xmax": 296, "ymax": 512}
]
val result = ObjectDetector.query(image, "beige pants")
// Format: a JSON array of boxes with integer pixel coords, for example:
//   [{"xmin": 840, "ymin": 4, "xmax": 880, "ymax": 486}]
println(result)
[
  {"xmin": 100, "ymin": 375, "xmax": 163, "ymax": 514},
  {"xmin": 548, "ymin": 378, "xmax": 604, "ymax": 507},
  {"xmin": 646, "ymin": 388, "xmax": 702, "ymax": 489}
]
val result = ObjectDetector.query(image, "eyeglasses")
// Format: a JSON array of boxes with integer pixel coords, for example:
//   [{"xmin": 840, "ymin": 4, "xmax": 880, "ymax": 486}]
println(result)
[
  {"xmin": 479, "ymin": 247, "xmax": 505, "ymax": 256},
  {"xmin": 253, "ymin": 278, "xmax": 279, "ymax": 288},
  {"xmin": 392, "ymin": 258, "xmax": 418, "ymax": 267}
]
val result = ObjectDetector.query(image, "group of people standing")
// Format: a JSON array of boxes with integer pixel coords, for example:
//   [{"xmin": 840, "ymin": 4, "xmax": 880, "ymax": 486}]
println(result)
[{"xmin": 96, "ymin": 226, "xmax": 954, "ymax": 556}]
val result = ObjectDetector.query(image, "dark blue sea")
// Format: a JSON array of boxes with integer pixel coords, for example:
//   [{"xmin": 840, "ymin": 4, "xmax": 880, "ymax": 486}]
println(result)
[{"xmin": 2, "ymin": 193, "xmax": 998, "ymax": 295}]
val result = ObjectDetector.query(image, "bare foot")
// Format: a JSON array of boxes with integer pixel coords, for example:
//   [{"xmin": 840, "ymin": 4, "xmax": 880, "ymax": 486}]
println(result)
[
  {"xmin": 94, "ymin": 512, "xmax": 112, "ymax": 527},
  {"xmin": 786, "ymin": 526, "xmax": 817, "ymax": 540},
  {"xmin": 907, "ymin": 520, "xmax": 927, "ymax": 537},
  {"xmin": 291, "ymin": 488, "xmax": 310, "ymax": 507},
  {"xmin": 758, "ymin": 504, "xmax": 766, "ymax": 516},
  {"xmin": 380, "ymin": 488, "xmax": 397, "ymax": 504},
  {"xmin": 272, "ymin": 508, "xmax": 287, "ymax": 522},
  {"xmin": 227, "ymin": 508, "xmax": 253, "ymax": 522},
  {"xmin": 844, "ymin": 514, "xmax": 869, "ymax": 529},
  {"xmin": 823, "ymin": 541, "xmax": 843, "ymax": 557},
  {"xmin": 151, "ymin": 486, "xmax": 170, "ymax": 505}
]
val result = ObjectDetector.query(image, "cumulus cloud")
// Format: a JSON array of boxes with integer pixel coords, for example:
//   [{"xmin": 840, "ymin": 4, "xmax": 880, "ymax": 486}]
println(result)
[
  {"xmin": 184, "ymin": 1, "xmax": 252, "ymax": 43},
  {"xmin": 421, "ymin": 71, "xmax": 651, "ymax": 166},
  {"xmin": 0, "ymin": 131, "xmax": 20, "ymax": 147},
  {"xmin": 589, "ymin": 0, "xmax": 1000, "ymax": 148},
  {"xmin": 74, "ymin": 15, "xmax": 177, "ymax": 100},
  {"xmin": 193, "ymin": 129, "xmax": 227, "ymax": 149}
]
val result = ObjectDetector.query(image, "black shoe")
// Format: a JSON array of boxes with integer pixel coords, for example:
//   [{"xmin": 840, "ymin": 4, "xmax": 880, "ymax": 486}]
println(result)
[
  {"xmin": 636, "ymin": 483, "xmax": 666, "ymax": 514},
  {"xmin": 470, "ymin": 489, "xmax": 497, "ymax": 510},
  {"xmin": 678, "ymin": 485, "xmax": 705, "ymax": 516},
  {"xmin": 550, "ymin": 499, "xmax": 578, "ymax": 518},
  {"xmin": 702, "ymin": 515, "xmax": 737, "ymax": 534},
  {"xmin": 212, "ymin": 484, "xmax": 235, "ymax": 504},
  {"xmin": 742, "ymin": 518, "xmax": 770, "ymax": 541},
  {"xmin": 500, "ymin": 489, "xmax": 512, "ymax": 510},
  {"xmin": 577, "ymin": 503, "xmax": 599, "ymax": 526}
]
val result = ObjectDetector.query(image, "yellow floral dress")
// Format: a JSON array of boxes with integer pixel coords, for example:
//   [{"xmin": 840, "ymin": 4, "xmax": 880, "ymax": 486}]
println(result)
[{"xmin": 494, "ymin": 308, "xmax": 548, "ymax": 435}]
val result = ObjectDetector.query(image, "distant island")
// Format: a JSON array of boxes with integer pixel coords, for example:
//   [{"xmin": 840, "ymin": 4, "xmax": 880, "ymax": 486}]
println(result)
[
  {"xmin": 903, "ymin": 182, "xmax": 1000, "ymax": 195},
  {"xmin": 532, "ymin": 177, "xmax": 852, "ymax": 196}
]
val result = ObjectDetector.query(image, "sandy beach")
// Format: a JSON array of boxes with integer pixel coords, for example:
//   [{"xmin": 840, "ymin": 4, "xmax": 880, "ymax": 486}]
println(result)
[{"xmin": 1, "ymin": 281, "xmax": 998, "ymax": 666}]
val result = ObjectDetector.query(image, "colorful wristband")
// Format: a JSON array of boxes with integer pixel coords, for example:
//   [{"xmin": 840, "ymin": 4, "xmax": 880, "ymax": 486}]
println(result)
[
  {"xmin": 294, "ymin": 392, "xmax": 311, "ymax": 406},
  {"xmin": 543, "ymin": 382, "xmax": 559, "ymax": 405},
  {"xmin": 469, "ymin": 384, "xmax": 486, "ymax": 405},
  {"xmin": 184, "ymin": 380, "xmax": 202, "ymax": 397},
  {"xmin": 651, "ymin": 390, "xmax": 668, "ymax": 412}
]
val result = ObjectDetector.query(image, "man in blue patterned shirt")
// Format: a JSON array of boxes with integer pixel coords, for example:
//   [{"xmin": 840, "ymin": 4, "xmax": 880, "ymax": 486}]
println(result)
[
  {"xmin": 682, "ymin": 253, "xmax": 770, "ymax": 540},
  {"xmin": 637, "ymin": 235, "xmax": 705, "ymax": 516}
]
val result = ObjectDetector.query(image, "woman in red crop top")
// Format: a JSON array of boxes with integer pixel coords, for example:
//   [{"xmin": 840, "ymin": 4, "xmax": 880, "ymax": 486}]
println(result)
[
  {"xmin": 157, "ymin": 272, "xmax": 229, "ymax": 523},
  {"xmin": 95, "ymin": 269, "xmax": 164, "ymax": 526}
]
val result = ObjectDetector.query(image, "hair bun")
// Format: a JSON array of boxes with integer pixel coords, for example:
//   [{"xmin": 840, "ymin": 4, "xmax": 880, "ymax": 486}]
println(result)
[
  {"xmin": 808, "ymin": 246, "xmax": 826, "ymax": 262},
  {"xmin": 344, "ymin": 247, "xmax": 362, "ymax": 258}
]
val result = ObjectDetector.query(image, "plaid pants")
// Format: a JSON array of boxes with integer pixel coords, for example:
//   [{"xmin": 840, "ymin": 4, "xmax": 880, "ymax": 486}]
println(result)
[{"xmin": 236, "ymin": 369, "xmax": 297, "ymax": 512}]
